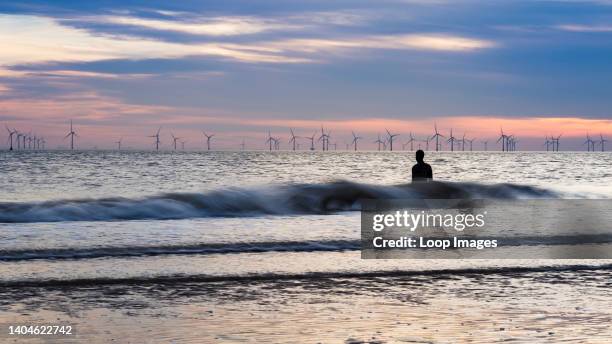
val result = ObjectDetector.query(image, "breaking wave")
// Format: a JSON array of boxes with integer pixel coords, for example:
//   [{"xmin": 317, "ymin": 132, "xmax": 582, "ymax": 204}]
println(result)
[
  {"xmin": 2, "ymin": 264, "xmax": 611, "ymax": 288},
  {"xmin": 0, "ymin": 181, "xmax": 557, "ymax": 223},
  {"xmin": 3, "ymin": 234, "xmax": 612, "ymax": 262}
]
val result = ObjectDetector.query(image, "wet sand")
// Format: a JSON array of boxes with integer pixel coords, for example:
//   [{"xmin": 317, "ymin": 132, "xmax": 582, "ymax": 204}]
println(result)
[{"xmin": 1, "ymin": 267, "xmax": 611, "ymax": 343}]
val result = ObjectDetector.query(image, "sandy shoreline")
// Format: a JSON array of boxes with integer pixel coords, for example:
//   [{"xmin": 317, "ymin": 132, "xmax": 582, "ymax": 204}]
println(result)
[{"xmin": 1, "ymin": 268, "xmax": 611, "ymax": 343}]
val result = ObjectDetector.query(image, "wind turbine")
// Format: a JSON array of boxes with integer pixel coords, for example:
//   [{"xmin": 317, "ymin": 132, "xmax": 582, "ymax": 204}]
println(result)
[
  {"xmin": 544, "ymin": 136, "xmax": 551, "ymax": 152},
  {"xmin": 115, "ymin": 137, "xmax": 123, "ymax": 150},
  {"xmin": 482, "ymin": 140, "xmax": 488, "ymax": 151},
  {"xmin": 171, "ymin": 133, "xmax": 181, "ymax": 151},
  {"xmin": 422, "ymin": 136, "xmax": 432, "ymax": 151},
  {"xmin": 374, "ymin": 134, "xmax": 385, "ymax": 151},
  {"xmin": 16, "ymin": 131, "xmax": 24, "ymax": 150},
  {"xmin": 431, "ymin": 123, "xmax": 445, "ymax": 151},
  {"xmin": 447, "ymin": 129, "xmax": 457, "ymax": 152},
  {"xmin": 466, "ymin": 137, "xmax": 475, "ymax": 151},
  {"xmin": 550, "ymin": 134, "xmax": 562, "ymax": 151},
  {"xmin": 64, "ymin": 120, "xmax": 78, "ymax": 150},
  {"xmin": 265, "ymin": 131, "xmax": 274, "ymax": 151},
  {"xmin": 584, "ymin": 133, "xmax": 595, "ymax": 152},
  {"xmin": 599, "ymin": 134, "xmax": 607, "ymax": 152},
  {"xmin": 404, "ymin": 132, "xmax": 415, "ymax": 151},
  {"xmin": 460, "ymin": 133, "xmax": 466, "ymax": 151},
  {"xmin": 306, "ymin": 132, "xmax": 316, "ymax": 150},
  {"xmin": 318, "ymin": 126, "xmax": 329, "ymax": 151},
  {"xmin": 351, "ymin": 131, "xmax": 362, "ymax": 151},
  {"xmin": 202, "ymin": 131, "xmax": 214, "ymax": 151},
  {"xmin": 41, "ymin": 138, "xmax": 46, "ymax": 150},
  {"xmin": 148, "ymin": 126, "xmax": 162, "ymax": 151},
  {"xmin": 386, "ymin": 129, "xmax": 399, "ymax": 151},
  {"xmin": 5, "ymin": 125, "xmax": 17, "ymax": 151},
  {"xmin": 289, "ymin": 128, "xmax": 298, "ymax": 151},
  {"xmin": 181, "ymin": 140, "xmax": 187, "ymax": 150},
  {"xmin": 497, "ymin": 128, "xmax": 508, "ymax": 152},
  {"xmin": 505, "ymin": 135, "xmax": 513, "ymax": 152},
  {"xmin": 240, "ymin": 139, "xmax": 246, "ymax": 151}
]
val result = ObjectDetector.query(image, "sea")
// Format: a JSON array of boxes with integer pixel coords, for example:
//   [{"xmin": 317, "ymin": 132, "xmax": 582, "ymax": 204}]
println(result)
[{"xmin": 1, "ymin": 150, "xmax": 611, "ymax": 343}]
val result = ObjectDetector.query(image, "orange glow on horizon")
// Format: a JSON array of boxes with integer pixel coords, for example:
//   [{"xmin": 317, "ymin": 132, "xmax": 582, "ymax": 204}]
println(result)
[{"xmin": 246, "ymin": 116, "xmax": 612, "ymax": 138}]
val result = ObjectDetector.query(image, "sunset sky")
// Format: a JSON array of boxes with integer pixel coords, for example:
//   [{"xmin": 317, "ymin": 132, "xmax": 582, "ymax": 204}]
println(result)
[{"xmin": 1, "ymin": 0, "xmax": 612, "ymax": 150}]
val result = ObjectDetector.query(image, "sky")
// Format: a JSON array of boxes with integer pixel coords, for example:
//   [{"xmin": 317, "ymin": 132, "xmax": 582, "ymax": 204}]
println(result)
[{"xmin": 0, "ymin": 0, "xmax": 611, "ymax": 150}]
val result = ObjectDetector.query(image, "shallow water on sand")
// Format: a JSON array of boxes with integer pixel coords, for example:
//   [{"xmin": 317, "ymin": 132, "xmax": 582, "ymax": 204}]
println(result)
[
  {"xmin": 1, "ymin": 151, "xmax": 611, "ymax": 342},
  {"xmin": 1, "ymin": 266, "xmax": 611, "ymax": 343}
]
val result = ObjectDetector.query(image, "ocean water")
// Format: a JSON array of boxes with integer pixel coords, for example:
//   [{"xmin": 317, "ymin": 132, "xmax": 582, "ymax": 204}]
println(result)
[{"xmin": 1, "ymin": 150, "xmax": 612, "ymax": 343}]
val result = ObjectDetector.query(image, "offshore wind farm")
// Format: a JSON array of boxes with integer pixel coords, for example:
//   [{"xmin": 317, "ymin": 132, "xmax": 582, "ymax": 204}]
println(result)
[{"xmin": 4, "ymin": 120, "xmax": 610, "ymax": 152}]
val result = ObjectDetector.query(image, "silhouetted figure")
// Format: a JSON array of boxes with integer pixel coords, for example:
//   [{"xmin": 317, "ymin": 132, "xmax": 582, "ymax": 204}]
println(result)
[{"xmin": 412, "ymin": 149, "xmax": 432, "ymax": 182}]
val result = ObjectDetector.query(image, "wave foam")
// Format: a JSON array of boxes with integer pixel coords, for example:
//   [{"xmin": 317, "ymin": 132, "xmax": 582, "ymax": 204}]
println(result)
[{"xmin": 0, "ymin": 181, "xmax": 556, "ymax": 223}]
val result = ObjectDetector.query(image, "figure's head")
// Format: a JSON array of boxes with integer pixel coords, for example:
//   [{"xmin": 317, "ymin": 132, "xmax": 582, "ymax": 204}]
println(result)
[{"xmin": 416, "ymin": 149, "xmax": 425, "ymax": 162}]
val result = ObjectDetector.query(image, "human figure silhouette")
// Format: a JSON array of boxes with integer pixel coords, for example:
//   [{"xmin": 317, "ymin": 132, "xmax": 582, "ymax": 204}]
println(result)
[{"xmin": 412, "ymin": 149, "xmax": 432, "ymax": 182}]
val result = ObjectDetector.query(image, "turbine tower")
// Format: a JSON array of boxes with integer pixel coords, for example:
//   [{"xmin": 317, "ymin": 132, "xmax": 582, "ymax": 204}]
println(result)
[
  {"xmin": 116, "ymin": 137, "xmax": 123, "ymax": 150},
  {"xmin": 64, "ymin": 120, "xmax": 77, "ymax": 150},
  {"xmin": 171, "ymin": 133, "xmax": 181, "ymax": 151},
  {"xmin": 266, "ymin": 131, "xmax": 274, "ymax": 151},
  {"xmin": 202, "ymin": 131, "xmax": 214, "ymax": 151},
  {"xmin": 482, "ymin": 140, "xmax": 488, "ymax": 151},
  {"xmin": 404, "ymin": 132, "xmax": 415, "ymax": 151},
  {"xmin": 505, "ymin": 135, "xmax": 513, "ymax": 152},
  {"xmin": 148, "ymin": 127, "xmax": 162, "ymax": 151},
  {"xmin": 385, "ymin": 129, "xmax": 399, "ymax": 151},
  {"xmin": 422, "ymin": 136, "xmax": 431, "ymax": 151},
  {"xmin": 497, "ymin": 128, "xmax": 508, "ymax": 152},
  {"xmin": 374, "ymin": 134, "xmax": 385, "ymax": 151},
  {"xmin": 351, "ymin": 131, "xmax": 363, "ymax": 151},
  {"xmin": 447, "ymin": 129, "xmax": 457, "ymax": 152},
  {"xmin": 289, "ymin": 128, "xmax": 298, "ymax": 151},
  {"xmin": 16, "ymin": 131, "xmax": 24, "ymax": 150},
  {"xmin": 5, "ymin": 125, "xmax": 17, "ymax": 151},
  {"xmin": 431, "ymin": 123, "xmax": 445, "ymax": 151},
  {"xmin": 318, "ymin": 126, "xmax": 329, "ymax": 151},
  {"xmin": 466, "ymin": 137, "xmax": 475, "ymax": 152},
  {"xmin": 306, "ymin": 132, "xmax": 316, "ymax": 150},
  {"xmin": 599, "ymin": 134, "xmax": 607, "ymax": 152},
  {"xmin": 552, "ymin": 134, "xmax": 562, "ymax": 152},
  {"xmin": 584, "ymin": 133, "xmax": 595, "ymax": 152}
]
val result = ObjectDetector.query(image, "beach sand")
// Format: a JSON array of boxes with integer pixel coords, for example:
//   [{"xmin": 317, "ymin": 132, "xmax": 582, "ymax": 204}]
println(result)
[{"xmin": 1, "ymin": 267, "xmax": 611, "ymax": 343}]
